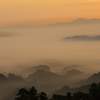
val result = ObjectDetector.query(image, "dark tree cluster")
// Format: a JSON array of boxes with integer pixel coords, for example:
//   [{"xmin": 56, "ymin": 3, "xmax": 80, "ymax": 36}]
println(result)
[
  {"xmin": 15, "ymin": 83, "xmax": 100, "ymax": 100},
  {"xmin": 15, "ymin": 86, "xmax": 48, "ymax": 100}
]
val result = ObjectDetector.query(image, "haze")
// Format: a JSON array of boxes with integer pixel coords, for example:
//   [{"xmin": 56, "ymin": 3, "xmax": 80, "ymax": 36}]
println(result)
[{"xmin": 0, "ymin": 19, "xmax": 100, "ymax": 75}]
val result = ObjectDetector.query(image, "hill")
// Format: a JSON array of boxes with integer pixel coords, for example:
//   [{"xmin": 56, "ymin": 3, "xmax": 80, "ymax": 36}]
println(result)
[
  {"xmin": 46, "ymin": 18, "xmax": 100, "ymax": 27},
  {"xmin": 62, "ymin": 35, "xmax": 100, "ymax": 41},
  {"xmin": 22, "ymin": 65, "xmax": 50, "ymax": 77},
  {"xmin": 27, "ymin": 70, "xmax": 65, "ymax": 93}
]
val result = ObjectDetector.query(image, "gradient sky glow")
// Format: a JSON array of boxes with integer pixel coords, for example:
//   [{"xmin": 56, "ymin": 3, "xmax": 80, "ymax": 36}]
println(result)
[{"xmin": 0, "ymin": 0, "xmax": 100, "ymax": 27}]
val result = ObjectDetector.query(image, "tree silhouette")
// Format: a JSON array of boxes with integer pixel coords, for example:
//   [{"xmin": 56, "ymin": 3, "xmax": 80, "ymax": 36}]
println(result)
[
  {"xmin": 73, "ymin": 91, "xmax": 91, "ymax": 100},
  {"xmin": 15, "ymin": 83, "xmax": 100, "ymax": 100},
  {"xmin": 15, "ymin": 88, "xmax": 29, "ymax": 100},
  {"xmin": 29, "ymin": 86, "xmax": 38, "ymax": 100},
  {"xmin": 39, "ymin": 92, "xmax": 48, "ymax": 100},
  {"xmin": 67, "ymin": 92, "xmax": 72, "ymax": 99},
  {"xmin": 89, "ymin": 83, "xmax": 100, "ymax": 100}
]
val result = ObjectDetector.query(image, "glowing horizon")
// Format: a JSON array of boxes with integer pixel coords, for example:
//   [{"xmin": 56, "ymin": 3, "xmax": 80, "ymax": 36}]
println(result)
[{"xmin": 0, "ymin": 0, "xmax": 100, "ymax": 27}]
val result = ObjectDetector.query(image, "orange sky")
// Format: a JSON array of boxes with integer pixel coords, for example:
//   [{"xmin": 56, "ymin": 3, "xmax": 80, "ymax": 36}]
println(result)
[{"xmin": 0, "ymin": 0, "xmax": 100, "ymax": 27}]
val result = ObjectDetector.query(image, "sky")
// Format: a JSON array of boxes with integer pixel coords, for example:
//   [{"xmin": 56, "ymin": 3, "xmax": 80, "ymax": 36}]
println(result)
[{"xmin": 0, "ymin": 0, "xmax": 100, "ymax": 27}]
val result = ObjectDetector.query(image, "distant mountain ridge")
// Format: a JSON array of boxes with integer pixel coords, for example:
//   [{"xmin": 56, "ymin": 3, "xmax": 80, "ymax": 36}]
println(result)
[
  {"xmin": 22, "ymin": 65, "xmax": 50, "ymax": 77},
  {"xmin": 26, "ymin": 69, "xmax": 62, "ymax": 81},
  {"xmin": 49, "ymin": 71, "xmax": 100, "ymax": 97},
  {"xmin": 60, "ymin": 65, "xmax": 83, "ymax": 75},
  {"xmin": 49, "ymin": 84, "xmax": 90, "ymax": 97},
  {"xmin": 1, "ymin": 18, "xmax": 100, "ymax": 28},
  {"xmin": 45, "ymin": 18, "xmax": 100, "ymax": 27},
  {"xmin": 87, "ymin": 72, "xmax": 100, "ymax": 83},
  {"xmin": 62, "ymin": 35, "xmax": 100, "ymax": 41},
  {"xmin": 64, "ymin": 69, "xmax": 85, "ymax": 77},
  {"xmin": 2, "ymin": 70, "xmax": 100, "ymax": 100}
]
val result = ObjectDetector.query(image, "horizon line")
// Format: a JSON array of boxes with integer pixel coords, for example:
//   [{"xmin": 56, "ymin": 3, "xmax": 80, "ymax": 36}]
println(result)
[{"xmin": 0, "ymin": 17, "xmax": 100, "ymax": 28}]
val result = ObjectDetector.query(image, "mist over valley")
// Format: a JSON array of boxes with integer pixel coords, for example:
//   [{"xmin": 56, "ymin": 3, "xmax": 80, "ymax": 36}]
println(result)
[{"xmin": 0, "ymin": 18, "xmax": 100, "ymax": 100}]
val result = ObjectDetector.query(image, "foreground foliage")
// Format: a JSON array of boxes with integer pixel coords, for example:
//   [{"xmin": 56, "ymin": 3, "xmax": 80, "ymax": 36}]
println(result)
[{"xmin": 15, "ymin": 83, "xmax": 100, "ymax": 100}]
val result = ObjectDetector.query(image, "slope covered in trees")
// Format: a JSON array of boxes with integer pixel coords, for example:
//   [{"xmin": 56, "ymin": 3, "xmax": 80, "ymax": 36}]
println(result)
[{"xmin": 15, "ymin": 83, "xmax": 100, "ymax": 100}]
